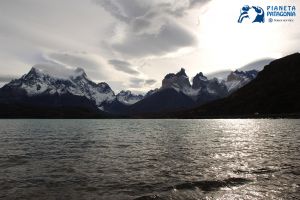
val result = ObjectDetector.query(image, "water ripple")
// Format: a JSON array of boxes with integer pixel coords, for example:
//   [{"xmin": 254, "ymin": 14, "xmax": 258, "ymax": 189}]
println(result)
[{"xmin": 0, "ymin": 119, "xmax": 299, "ymax": 200}]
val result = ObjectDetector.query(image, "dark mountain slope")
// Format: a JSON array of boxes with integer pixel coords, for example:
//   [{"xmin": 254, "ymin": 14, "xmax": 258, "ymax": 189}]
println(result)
[
  {"xmin": 175, "ymin": 53, "xmax": 300, "ymax": 118},
  {"xmin": 127, "ymin": 88, "xmax": 195, "ymax": 115},
  {"xmin": 0, "ymin": 92, "xmax": 109, "ymax": 118}
]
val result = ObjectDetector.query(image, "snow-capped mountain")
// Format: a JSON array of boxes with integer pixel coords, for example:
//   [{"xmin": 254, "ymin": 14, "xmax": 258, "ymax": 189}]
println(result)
[
  {"xmin": 192, "ymin": 72, "xmax": 228, "ymax": 99},
  {"xmin": 192, "ymin": 72, "xmax": 209, "ymax": 89},
  {"xmin": 161, "ymin": 68, "xmax": 258, "ymax": 99},
  {"xmin": 127, "ymin": 69, "xmax": 231, "ymax": 114},
  {"xmin": 176, "ymin": 53, "xmax": 300, "ymax": 118},
  {"xmin": 162, "ymin": 68, "xmax": 192, "ymax": 94},
  {"xmin": 0, "ymin": 65, "xmax": 149, "ymax": 114},
  {"xmin": 3, "ymin": 66, "xmax": 115, "ymax": 108},
  {"xmin": 116, "ymin": 90, "xmax": 144, "ymax": 105},
  {"xmin": 0, "ymin": 64, "xmax": 259, "ymax": 117},
  {"xmin": 225, "ymin": 70, "xmax": 258, "ymax": 93},
  {"xmin": 161, "ymin": 68, "xmax": 228, "ymax": 101}
]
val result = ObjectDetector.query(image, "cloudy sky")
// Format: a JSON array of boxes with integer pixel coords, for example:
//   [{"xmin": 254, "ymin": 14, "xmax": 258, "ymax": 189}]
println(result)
[{"xmin": 0, "ymin": 0, "xmax": 299, "ymax": 92}]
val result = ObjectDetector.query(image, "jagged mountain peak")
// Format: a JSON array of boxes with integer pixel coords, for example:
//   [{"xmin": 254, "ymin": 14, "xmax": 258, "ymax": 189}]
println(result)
[
  {"xmin": 227, "ymin": 70, "xmax": 258, "ymax": 82},
  {"xmin": 145, "ymin": 89, "xmax": 159, "ymax": 98},
  {"xmin": 72, "ymin": 67, "xmax": 87, "ymax": 78},
  {"xmin": 97, "ymin": 82, "xmax": 110, "ymax": 88},
  {"xmin": 118, "ymin": 90, "xmax": 132, "ymax": 95},
  {"xmin": 195, "ymin": 72, "xmax": 205, "ymax": 77},
  {"xmin": 178, "ymin": 52, "xmax": 300, "ymax": 117},
  {"xmin": 23, "ymin": 67, "xmax": 44, "ymax": 79},
  {"xmin": 176, "ymin": 68, "xmax": 188, "ymax": 77},
  {"xmin": 28, "ymin": 64, "xmax": 89, "ymax": 81},
  {"xmin": 192, "ymin": 72, "xmax": 208, "ymax": 90},
  {"xmin": 116, "ymin": 90, "xmax": 144, "ymax": 105},
  {"xmin": 193, "ymin": 72, "xmax": 208, "ymax": 81},
  {"xmin": 164, "ymin": 68, "xmax": 188, "ymax": 79},
  {"xmin": 226, "ymin": 69, "xmax": 258, "ymax": 93},
  {"xmin": 232, "ymin": 69, "xmax": 257, "ymax": 76},
  {"xmin": 28, "ymin": 66, "xmax": 40, "ymax": 74},
  {"xmin": 96, "ymin": 82, "xmax": 114, "ymax": 94},
  {"xmin": 0, "ymin": 62, "xmax": 262, "ymax": 116},
  {"xmin": 162, "ymin": 68, "xmax": 191, "ymax": 92},
  {"xmin": 2, "ymin": 65, "xmax": 116, "ymax": 108},
  {"xmin": 117, "ymin": 90, "xmax": 143, "ymax": 97}
]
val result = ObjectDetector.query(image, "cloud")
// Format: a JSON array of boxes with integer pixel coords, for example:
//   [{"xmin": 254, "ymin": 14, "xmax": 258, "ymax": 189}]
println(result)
[
  {"xmin": 47, "ymin": 53, "xmax": 99, "ymax": 69},
  {"xmin": 145, "ymin": 79, "xmax": 156, "ymax": 85},
  {"xmin": 108, "ymin": 59, "xmax": 157, "ymax": 88},
  {"xmin": 112, "ymin": 21, "xmax": 197, "ymax": 57},
  {"xmin": 94, "ymin": 0, "xmax": 130, "ymax": 22},
  {"xmin": 240, "ymin": 58, "xmax": 275, "ymax": 71},
  {"xmin": 32, "ymin": 63, "xmax": 78, "ymax": 79},
  {"xmin": 94, "ymin": 0, "xmax": 210, "ymax": 21},
  {"xmin": 95, "ymin": 0, "xmax": 199, "ymax": 58},
  {"xmin": 0, "ymin": 75, "xmax": 18, "ymax": 83},
  {"xmin": 35, "ymin": 52, "xmax": 156, "ymax": 91},
  {"xmin": 108, "ymin": 59, "xmax": 140, "ymax": 75},
  {"xmin": 129, "ymin": 77, "xmax": 157, "ymax": 88},
  {"xmin": 129, "ymin": 77, "xmax": 145, "ymax": 88},
  {"xmin": 189, "ymin": 0, "xmax": 210, "ymax": 8},
  {"xmin": 42, "ymin": 52, "xmax": 110, "ymax": 80},
  {"xmin": 131, "ymin": 18, "xmax": 151, "ymax": 32}
]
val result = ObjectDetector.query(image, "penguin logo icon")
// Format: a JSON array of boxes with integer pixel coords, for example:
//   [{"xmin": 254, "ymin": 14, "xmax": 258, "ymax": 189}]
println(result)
[
  {"xmin": 238, "ymin": 5, "xmax": 265, "ymax": 23},
  {"xmin": 252, "ymin": 6, "xmax": 265, "ymax": 23}
]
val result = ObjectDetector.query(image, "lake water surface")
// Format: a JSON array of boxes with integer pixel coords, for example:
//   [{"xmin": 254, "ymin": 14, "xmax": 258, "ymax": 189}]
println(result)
[{"xmin": 0, "ymin": 119, "xmax": 299, "ymax": 200}]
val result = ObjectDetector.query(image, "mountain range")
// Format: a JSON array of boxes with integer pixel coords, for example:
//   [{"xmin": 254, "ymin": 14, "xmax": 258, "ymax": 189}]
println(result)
[
  {"xmin": 0, "ymin": 61, "xmax": 258, "ymax": 118},
  {"xmin": 3, "ymin": 53, "xmax": 298, "ymax": 118},
  {"xmin": 173, "ymin": 53, "xmax": 300, "ymax": 118},
  {"xmin": 127, "ymin": 68, "xmax": 258, "ymax": 115}
]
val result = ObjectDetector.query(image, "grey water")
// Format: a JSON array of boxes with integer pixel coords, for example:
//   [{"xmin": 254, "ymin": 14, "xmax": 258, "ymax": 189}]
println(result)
[{"xmin": 0, "ymin": 119, "xmax": 299, "ymax": 200}]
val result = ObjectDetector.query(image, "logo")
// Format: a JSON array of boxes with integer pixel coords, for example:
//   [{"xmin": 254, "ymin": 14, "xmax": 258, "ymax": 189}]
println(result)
[
  {"xmin": 238, "ymin": 5, "xmax": 296, "ymax": 24},
  {"xmin": 238, "ymin": 5, "xmax": 265, "ymax": 23}
]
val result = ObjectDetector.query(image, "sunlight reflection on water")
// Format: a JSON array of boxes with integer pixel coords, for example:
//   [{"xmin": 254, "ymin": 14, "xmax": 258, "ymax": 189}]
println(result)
[{"xmin": 0, "ymin": 119, "xmax": 299, "ymax": 200}]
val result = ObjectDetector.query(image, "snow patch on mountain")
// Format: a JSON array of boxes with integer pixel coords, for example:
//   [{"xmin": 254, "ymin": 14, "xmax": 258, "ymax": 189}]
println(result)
[
  {"xmin": 159, "ymin": 68, "xmax": 258, "ymax": 101},
  {"xmin": 2, "ymin": 65, "xmax": 259, "ymax": 113},
  {"xmin": 162, "ymin": 68, "xmax": 191, "ymax": 94},
  {"xmin": 33, "ymin": 63, "xmax": 85, "ymax": 80},
  {"xmin": 225, "ymin": 70, "xmax": 258, "ymax": 93},
  {"xmin": 116, "ymin": 90, "xmax": 144, "ymax": 105},
  {"xmin": 161, "ymin": 69, "xmax": 228, "ymax": 100},
  {"xmin": 4, "ymin": 66, "xmax": 115, "ymax": 108}
]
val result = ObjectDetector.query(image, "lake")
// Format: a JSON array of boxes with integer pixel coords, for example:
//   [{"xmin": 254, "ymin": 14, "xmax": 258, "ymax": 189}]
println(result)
[{"xmin": 0, "ymin": 119, "xmax": 299, "ymax": 200}]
